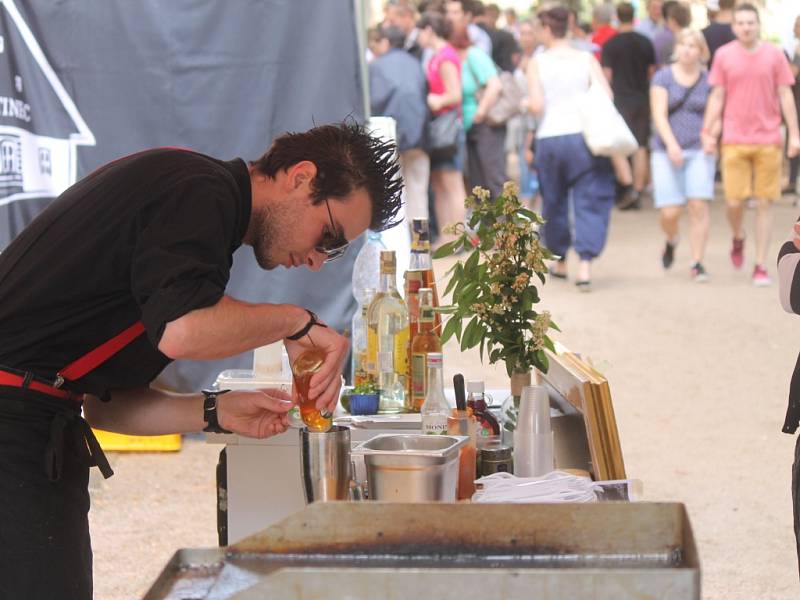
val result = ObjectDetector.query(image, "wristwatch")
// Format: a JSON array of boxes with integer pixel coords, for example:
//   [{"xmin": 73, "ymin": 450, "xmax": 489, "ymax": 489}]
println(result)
[
  {"xmin": 202, "ymin": 389, "xmax": 232, "ymax": 434},
  {"xmin": 286, "ymin": 309, "xmax": 327, "ymax": 341}
]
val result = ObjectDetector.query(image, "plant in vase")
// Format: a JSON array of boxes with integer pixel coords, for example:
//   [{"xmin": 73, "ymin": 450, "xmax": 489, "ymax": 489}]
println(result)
[{"xmin": 432, "ymin": 182, "xmax": 559, "ymax": 442}]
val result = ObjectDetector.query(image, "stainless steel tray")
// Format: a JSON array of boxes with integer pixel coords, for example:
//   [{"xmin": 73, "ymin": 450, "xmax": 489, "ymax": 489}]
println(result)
[{"xmin": 145, "ymin": 502, "xmax": 700, "ymax": 599}]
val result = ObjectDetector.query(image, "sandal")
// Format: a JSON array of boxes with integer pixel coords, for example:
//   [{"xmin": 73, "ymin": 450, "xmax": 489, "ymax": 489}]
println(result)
[
  {"xmin": 548, "ymin": 267, "xmax": 567, "ymax": 280},
  {"xmin": 575, "ymin": 280, "xmax": 592, "ymax": 293}
]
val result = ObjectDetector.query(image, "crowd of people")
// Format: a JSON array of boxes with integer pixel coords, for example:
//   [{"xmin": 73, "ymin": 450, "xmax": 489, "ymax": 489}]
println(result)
[{"xmin": 368, "ymin": 0, "xmax": 800, "ymax": 289}]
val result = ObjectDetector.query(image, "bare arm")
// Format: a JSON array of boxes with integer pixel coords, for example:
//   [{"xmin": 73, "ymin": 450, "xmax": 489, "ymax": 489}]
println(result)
[
  {"xmin": 473, "ymin": 74, "xmax": 502, "ymax": 123},
  {"xmin": 650, "ymin": 85, "xmax": 680, "ymax": 150},
  {"xmin": 160, "ymin": 296, "xmax": 347, "ymax": 411},
  {"xmin": 701, "ymin": 85, "xmax": 725, "ymax": 153},
  {"xmin": 602, "ymin": 66, "xmax": 612, "ymax": 82},
  {"xmin": 779, "ymin": 85, "xmax": 800, "ymax": 157},
  {"xmin": 158, "ymin": 295, "xmax": 306, "ymax": 359},
  {"xmin": 526, "ymin": 56, "xmax": 545, "ymax": 115},
  {"xmin": 83, "ymin": 386, "xmax": 293, "ymax": 438},
  {"xmin": 428, "ymin": 60, "xmax": 462, "ymax": 111}
]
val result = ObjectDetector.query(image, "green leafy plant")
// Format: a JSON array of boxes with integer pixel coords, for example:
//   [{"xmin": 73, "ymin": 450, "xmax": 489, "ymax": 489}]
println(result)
[
  {"xmin": 351, "ymin": 381, "xmax": 378, "ymax": 395},
  {"xmin": 432, "ymin": 182, "xmax": 559, "ymax": 376}
]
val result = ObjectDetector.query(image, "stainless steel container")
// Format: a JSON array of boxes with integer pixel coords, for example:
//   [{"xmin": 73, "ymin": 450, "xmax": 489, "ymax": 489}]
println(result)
[
  {"xmin": 299, "ymin": 425, "xmax": 351, "ymax": 503},
  {"xmin": 479, "ymin": 443, "xmax": 513, "ymax": 476},
  {"xmin": 352, "ymin": 434, "xmax": 467, "ymax": 502}
]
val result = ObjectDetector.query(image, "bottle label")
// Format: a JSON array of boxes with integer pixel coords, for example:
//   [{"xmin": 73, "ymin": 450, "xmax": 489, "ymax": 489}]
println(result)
[
  {"xmin": 422, "ymin": 414, "xmax": 448, "ymax": 434},
  {"xmin": 393, "ymin": 326, "xmax": 409, "ymax": 375},
  {"xmin": 366, "ymin": 326, "xmax": 378, "ymax": 377},
  {"xmin": 379, "ymin": 351, "xmax": 393, "ymax": 373},
  {"xmin": 411, "ymin": 352, "xmax": 427, "ymax": 402},
  {"xmin": 419, "ymin": 306, "xmax": 435, "ymax": 323}
]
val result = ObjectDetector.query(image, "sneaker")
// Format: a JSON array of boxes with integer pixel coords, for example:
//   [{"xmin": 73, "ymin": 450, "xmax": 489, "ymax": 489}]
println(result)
[
  {"xmin": 690, "ymin": 262, "xmax": 709, "ymax": 283},
  {"xmin": 730, "ymin": 237, "xmax": 744, "ymax": 269},
  {"xmin": 752, "ymin": 265, "xmax": 772, "ymax": 287},
  {"xmin": 662, "ymin": 240, "xmax": 676, "ymax": 269},
  {"xmin": 617, "ymin": 187, "xmax": 641, "ymax": 211}
]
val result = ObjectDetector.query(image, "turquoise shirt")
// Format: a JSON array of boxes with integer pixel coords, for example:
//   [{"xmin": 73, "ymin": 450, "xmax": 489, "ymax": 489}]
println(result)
[{"xmin": 461, "ymin": 47, "xmax": 498, "ymax": 132}]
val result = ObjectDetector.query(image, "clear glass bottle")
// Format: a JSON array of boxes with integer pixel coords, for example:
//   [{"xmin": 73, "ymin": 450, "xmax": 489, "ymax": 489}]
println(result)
[
  {"xmin": 352, "ymin": 231, "xmax": 386, "ymax": 303},
  {"xmin": 366, "ymin": 251, "xmax": 409, "ymax": 413},
  {"xmin": 421, "ymin": 352, "xmax": 449, "ymax": 434},
  {"xmin": 409, "ymin": 288, "xmax": 442, "ymax": 412},
  {"xmin": 351, "ymin": 287, "xmax": 376, "ymax": 386}
]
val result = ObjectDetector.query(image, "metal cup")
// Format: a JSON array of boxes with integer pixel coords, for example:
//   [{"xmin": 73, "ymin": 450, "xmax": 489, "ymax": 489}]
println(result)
[{"xmin": 299, "ymin": 425, "xmax": 351, "ymax": 503}]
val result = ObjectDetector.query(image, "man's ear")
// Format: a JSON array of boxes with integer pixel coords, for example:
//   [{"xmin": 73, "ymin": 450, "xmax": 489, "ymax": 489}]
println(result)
[{"xmin": 287, "ymin": 160, "xmax": 318, "ymax": 191}]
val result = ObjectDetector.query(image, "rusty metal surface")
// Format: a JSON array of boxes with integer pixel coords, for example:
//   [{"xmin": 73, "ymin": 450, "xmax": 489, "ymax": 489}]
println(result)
[{"xmin": 145, "ymin": 502, "xmax": 701, "ymax": 600}]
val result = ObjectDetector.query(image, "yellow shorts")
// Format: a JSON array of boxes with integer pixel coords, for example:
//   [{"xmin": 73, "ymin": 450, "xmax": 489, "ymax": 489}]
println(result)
[{"xmin": 721, "ymin": 144, "xmax": 782, "ymax": 203}]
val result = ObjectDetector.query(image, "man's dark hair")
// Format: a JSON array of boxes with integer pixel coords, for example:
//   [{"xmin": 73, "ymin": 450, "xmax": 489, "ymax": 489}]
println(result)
[
  {"xmin": 719, "ymin": 0, "xmax": 735, "ymax": 9},
  {"xmin": 661, "ymin": 0, "xmax": 678, "ymax": 21},
  {"xmin": 617, "ymin": 3, "xmax": 635, "ymax": 24},
  {"xmin": 381, "ymin": 25, "xmax": 407, "ymax": 49},
  {"xmin": 539, "ymin": 6, "xmax": 569, "ymax": 39},
  {"xmin": 418, "ymin": 10, "xmax": 452, "ymax": 39},
  {"xmin": 450, "ymin": 0, "xmax": 476, "ymax": 17},
  {"xmin": 667, "ymin": 2, "xmax": 691, "ymax": 27},
  {"xmin": 734, "ymin": 2, "xmax": 759, "ymax": 23},
  {"xmin": 252, "ymin": 122, "xmax": 403, "ymax": 232}
]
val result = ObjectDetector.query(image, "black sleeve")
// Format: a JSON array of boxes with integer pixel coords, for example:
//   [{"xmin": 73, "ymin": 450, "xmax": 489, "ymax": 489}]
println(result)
[
  {"xmin": 601, "ymin": 40, "xmax": 614, "ymax": 68},
  {"xmin": 645, "ymin": 38, "xmax": 656, "ymax": 66},
  {"xmin": 131, "ymin": 174, "xmax": 239, "ymax": 344}
]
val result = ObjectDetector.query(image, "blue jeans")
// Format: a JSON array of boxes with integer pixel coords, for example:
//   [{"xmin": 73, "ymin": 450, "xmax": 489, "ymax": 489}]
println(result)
[{"xmin": 535, "ymin": 133, "xmax": 615, "ymax": 261}]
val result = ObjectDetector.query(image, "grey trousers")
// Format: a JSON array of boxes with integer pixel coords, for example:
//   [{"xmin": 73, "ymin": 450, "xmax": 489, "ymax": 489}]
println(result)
[{"xmin": 466, "ymin": 122, "xmax": 507, "ymax": 199}]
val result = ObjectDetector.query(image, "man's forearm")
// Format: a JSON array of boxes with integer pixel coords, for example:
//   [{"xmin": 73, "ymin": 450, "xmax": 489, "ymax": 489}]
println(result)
[
  {"xmin": 84, "ymin": 388, "xmax": 204, "ymax": 435},
  {"xmin": 780, "ymin": 86, "xmax": 800, "ymax": 140},
  {"xmin": 702, "ymin": 87, "xmax": 724, "ymax": 138},
  {"xmin": 159, "ymin": 295, "xmax": 308, "ymax": 359}
]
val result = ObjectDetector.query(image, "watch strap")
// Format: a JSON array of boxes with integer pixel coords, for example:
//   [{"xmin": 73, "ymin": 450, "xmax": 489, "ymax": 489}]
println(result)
[
  {"xmin": 202, "ymin": 389, "xmax": 232, "ymax": 434},
  {"xmin": 286, "ymin": 309, "xmax": 327, "ymax": 341}
]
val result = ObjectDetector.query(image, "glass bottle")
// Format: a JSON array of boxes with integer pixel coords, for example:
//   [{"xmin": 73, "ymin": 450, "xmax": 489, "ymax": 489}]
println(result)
[
  {"xmin": 404, "ymin": 219, "xmax": 441, "ymax": 337},
  {"xmin": 351, "ymin": 287, "xmax": 376, "ymax": 386},
  {"xmin": 352, "ymin": 231, "xmax": 386, "ymax": 303},
  {"xmin": 291, "ymin": 348, "xmax": 332, "ymax": 432},
  {"xmin": 366, "ymin": 251, "xmax": 409, "ymax": 413},
  {"xmin": 421, "ymin": 352, "xmax": 449, "ymax": 434},
  {"xmin": 409, "ymin": 288, "xmax": 442, "ymax": 412},
  {"xmin": 466, "ymin": 380, "xmax": 501, "ymax": 443}
]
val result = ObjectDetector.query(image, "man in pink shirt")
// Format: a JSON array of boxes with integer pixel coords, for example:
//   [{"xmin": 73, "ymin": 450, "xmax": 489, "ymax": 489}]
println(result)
[{"xmin": 702, "ymin": 2, "xmax": 800, "ymax": 286}]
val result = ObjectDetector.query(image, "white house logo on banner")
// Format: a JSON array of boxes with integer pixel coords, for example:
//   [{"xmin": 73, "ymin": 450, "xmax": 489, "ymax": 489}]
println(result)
[{"xmin": 0, "ymin": 0, "xmax": 94, "ymax": 208}]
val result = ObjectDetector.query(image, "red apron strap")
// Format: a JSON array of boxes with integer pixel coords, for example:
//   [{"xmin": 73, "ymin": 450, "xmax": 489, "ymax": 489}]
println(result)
[{"xmin": 56, "ymin": 321, "xmax": 146, "ymax": 386}]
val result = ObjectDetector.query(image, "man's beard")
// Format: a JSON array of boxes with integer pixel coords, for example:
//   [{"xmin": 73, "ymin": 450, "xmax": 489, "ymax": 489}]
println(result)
[{"xmin": 250, "ymin": 207, "xmax": 279, "ymax": 270}]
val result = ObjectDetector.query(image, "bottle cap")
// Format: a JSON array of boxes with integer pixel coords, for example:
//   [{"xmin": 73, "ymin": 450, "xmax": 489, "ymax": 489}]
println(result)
[
  {"xmin": 467, "ymin": 380, "xmax": 485, "ymax": 394},
  {"xmin": 426, "ymin": 352, "xmax": 443, "ymax": 368}
]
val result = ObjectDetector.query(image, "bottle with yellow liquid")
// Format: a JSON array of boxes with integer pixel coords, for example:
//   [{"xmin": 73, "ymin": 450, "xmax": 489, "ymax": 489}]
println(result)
[
  {"xmin": 291, "ymin": 347, "xmax": 332, "ymax": 432},
  {"xmin": 366, "ymin": 251, "xmax": 409, "ymax": 413},
  {"xmin": 409, "ymin": 288, "xmax": 442, "ymax": 412}
]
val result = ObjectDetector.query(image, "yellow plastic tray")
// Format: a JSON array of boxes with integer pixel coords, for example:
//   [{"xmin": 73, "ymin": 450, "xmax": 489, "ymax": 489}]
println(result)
[{"xmin": 92, "ymin": 429, "xmax": 182, "ymax": 452}]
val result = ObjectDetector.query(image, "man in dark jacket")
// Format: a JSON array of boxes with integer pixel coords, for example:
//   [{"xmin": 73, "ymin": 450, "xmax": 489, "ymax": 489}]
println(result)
[{"xmin": 370, "ymin": 26, "xmax": 431, "ymax": 222}]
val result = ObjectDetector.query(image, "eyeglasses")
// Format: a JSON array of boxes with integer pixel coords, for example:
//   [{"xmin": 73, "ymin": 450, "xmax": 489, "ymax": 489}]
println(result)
[{"xmin": 315, "ymin": 198, "xmax": 349, "ymax": 263}]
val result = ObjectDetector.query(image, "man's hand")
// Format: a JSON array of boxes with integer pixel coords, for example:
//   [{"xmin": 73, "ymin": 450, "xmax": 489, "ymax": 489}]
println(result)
[
  {"xmin": 788, "ymin": 136, "xmax": 800, "ymax": 159},
  {"xmin": 793, "ymin": 222, "xmax": 800, "ymax": 252},
  {"xmin": 217, "ymin": 388, "xmax": 293, "ymax": 438},
  {"xmin": 284, "ymin": 322, "xmax": 348, "ymax": 414},
  {"xmin": 666, "ymin": 143, "xmax": 684, "ymax": 168},
  {"xmin": 701, "ymin": 132, "xmax": 717, "ymax": 155}
]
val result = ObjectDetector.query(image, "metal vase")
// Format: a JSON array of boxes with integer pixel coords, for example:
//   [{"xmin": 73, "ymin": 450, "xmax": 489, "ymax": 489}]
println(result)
[{"xmin": 299, "ymin": 425, "xmax": 351, "ymax": 503}]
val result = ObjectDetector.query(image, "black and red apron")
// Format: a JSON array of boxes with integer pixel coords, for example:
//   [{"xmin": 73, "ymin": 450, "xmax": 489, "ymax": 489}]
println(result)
[{"xmin": 0, "ymin": 322, "xmax": 145, "ymax": 600}]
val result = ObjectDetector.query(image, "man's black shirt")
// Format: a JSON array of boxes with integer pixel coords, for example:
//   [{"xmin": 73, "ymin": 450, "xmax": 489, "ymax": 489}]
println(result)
[
  {"xmin": 0, "ymin": 149, "xmax": 251, "ymax": 397},
  {"xmin": 702, "ymin": 22, "xmax": 735, "ymax": 68},
  {"xmin": 602, "ymin": 31, "xmax": 656, "ymax": 109}
]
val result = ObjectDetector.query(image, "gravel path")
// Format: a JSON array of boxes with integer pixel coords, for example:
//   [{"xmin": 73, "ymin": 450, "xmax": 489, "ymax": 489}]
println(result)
[{"xmin": 90, "ymin": 195, "xmax": 800, "ymax": 599}]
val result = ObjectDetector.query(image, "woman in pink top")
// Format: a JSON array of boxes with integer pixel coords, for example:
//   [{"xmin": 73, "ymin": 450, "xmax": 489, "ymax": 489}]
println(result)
[{"xmin": 417, "ymin": 11, "xmax": 466, "ymax": 246}]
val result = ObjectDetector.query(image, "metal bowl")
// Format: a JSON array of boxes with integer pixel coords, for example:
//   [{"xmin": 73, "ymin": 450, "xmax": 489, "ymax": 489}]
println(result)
[{"xmin": 352, "ymin": 434, "xmax": 468, "ymax": 502}]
